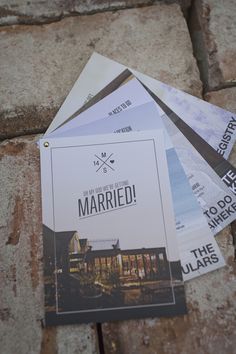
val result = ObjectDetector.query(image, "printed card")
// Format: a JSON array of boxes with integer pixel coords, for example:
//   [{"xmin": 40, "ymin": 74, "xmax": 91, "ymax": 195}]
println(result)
[
  {"xmin": 50, "ymin": 78, "xmax": 236, "ymax": 234},
  {"xmin": 40, "ymin": 131, "xmax": 186, "ymax": 325},
  {"xmin": 45, "ymin": 52, "xmax": 236, "ymax": 160},
  {"xmin": 50, "ymin": 101, "xmax": 225, "ymax": 280},
  {"xmin": 147, "ymin": 90, "xmax": 236, "ymax": 198}
]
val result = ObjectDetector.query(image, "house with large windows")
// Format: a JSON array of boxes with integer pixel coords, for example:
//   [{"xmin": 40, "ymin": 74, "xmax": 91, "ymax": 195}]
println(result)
[{"xmin": 68, "ymin": 232, "xmax": 171, "ymax": 285}]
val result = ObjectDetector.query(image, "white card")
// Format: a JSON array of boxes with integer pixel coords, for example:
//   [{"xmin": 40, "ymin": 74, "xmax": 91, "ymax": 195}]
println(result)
[
  {"xmin": 48, "ymin": 77, "xmax": 152, "ymax": 138},
  {"xmin": 40, "ymin": 130, "xmax": 186, "ymax": 325},
  {"xmin": 45, "ymin": 52, "xmax": 236, "ymax": 159},
  {"xmin": 50, "ymin": 78, "xmax": 236, "ymax": 235},
  {"xmin": 51, "ymin": 99, "xmax": 226, "ymax": 280}
]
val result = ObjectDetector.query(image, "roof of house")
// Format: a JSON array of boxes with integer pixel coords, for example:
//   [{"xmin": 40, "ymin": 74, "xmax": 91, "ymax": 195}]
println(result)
[{"xmin": 89, "ymin": 239, "xmax": 119, "ymax": 251}]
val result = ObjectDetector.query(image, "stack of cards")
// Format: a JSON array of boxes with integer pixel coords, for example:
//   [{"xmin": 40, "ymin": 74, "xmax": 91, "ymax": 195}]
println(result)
[{"xmin": 40, "ymin": 53, "xmax": 236, "ymax": 326}]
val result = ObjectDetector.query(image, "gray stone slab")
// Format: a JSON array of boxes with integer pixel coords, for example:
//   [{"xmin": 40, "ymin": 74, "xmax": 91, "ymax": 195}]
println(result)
[
  {"xmin": 102, "ymin": 227, "xmax": 236, "ymax": 354},
  {"xmin": 205, "ymin": 87, "xmax": 236, "ymax": 114},
  {"xmin": 0, "ymin": 4, "xmax": 201, "ymax": 139},
  {"xmin": 0, "ymin": 135, "xmax": 98, "ymax": 354},
  {"xmin": 0, "ymin": 1, "xmax": 191, "ymax": 26},
  {"xmin": 190, "ymin": 0, "xmax": 236, "ymax": 90}
]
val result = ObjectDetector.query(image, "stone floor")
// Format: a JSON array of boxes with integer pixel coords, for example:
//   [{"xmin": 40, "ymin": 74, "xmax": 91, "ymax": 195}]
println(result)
[{"xmin": 0, "ymin": 1, "xmax": 236, "ymax": 353}]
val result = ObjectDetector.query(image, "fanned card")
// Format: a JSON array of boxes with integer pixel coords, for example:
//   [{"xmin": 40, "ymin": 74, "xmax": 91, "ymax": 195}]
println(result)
[
  {"xmin": 45, "ymin": 53, "xmax": 236, "ymax": 162},
  {"xmin": 40, "ymin": 130, "xmax": 186, "ymax": 325},
  {"xmin": 48, "ymin": 69, "xmax": 227, "ymax": 278}
]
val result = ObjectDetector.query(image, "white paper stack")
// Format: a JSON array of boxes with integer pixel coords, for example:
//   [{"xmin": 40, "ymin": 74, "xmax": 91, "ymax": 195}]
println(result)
[{"xmin": 39, "ymin": 52, "xmax": 236, "ymax": 326}]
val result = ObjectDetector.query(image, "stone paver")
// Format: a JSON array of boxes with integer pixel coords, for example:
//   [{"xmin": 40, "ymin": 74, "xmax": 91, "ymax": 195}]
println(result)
[
  {"xmin": 0, "ymin": 0, "xmax": 156, "ymax": 25},
  {"xmin": 205, "ymin": 87, "xmax": 236, "ymax": 114},
  {"xmin": 0, "ymin": 1, "xmax": 192, "ymax": 26},
  {"xmin": 0, "ymin": 3, "xmax": 201, "ymax": 139},
  {"xmin": 102, "ymin": 227, "xmax": 236, "ymax": 354},
  {"xmin": 0, "ymin": 135, "xmax": 98, "ymax": 354},
  {"xmin": 1, "ymin": 2, "xmax": 236, "ymax": 353},
  {"xmin": 190, "ymin": 0, "xmax": 236, "ymax": 91}
]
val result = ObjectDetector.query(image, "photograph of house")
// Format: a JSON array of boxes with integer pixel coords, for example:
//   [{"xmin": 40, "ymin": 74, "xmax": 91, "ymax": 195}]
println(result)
[
  {"xmin": 69, "ymin": 232, "xmax": 171, "ymax": 283},
  {"xmin": 43, "ymin": 221, "xmax": 185, "ymax": 324},
  {"xmin": 46, "ymin": 230, "xmax": 176, "ymax": 312}
]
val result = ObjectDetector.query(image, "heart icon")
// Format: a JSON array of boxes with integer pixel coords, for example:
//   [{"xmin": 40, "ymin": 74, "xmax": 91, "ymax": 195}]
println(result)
[{"xmin": 110, "ymin": 160, "xmax": 115, "ymax": 164}]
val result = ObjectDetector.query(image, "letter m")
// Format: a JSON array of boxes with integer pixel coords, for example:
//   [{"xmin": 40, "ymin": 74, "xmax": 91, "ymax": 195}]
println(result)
[
  {"xmin": 101, "ymin": 152, "xmax": 106, "ymax": 158},
  {"xmin": 78, "ymin": 197, "xmax": 89, "ymax": 217}
]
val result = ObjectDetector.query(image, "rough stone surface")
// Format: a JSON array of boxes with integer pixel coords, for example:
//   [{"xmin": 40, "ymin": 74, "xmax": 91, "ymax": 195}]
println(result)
[
  {"xmin": 0, "ymin": 1, "xmax": 191, "ymax": 26},
  {"xmin": 0, "ymin": 0, "xmax": 152, "ymax": 26},
  {"xmin": 189, "ymin": 0, "xmax": 236, "ymax": 91},
  {"xmin": 0, "ymin": 135, "xmax": 98, "ymax": 354},
  {"xmin": 102, "ymin": 227, "xmax": 236, "ymax": 354},
  {"xmin": 2, "ymin": 1, "xmax": 236, "ymax": 352},
  {"xmin": 0, "ymin": 4, "xmax": 202, "ymax": 139},
  {"xmin": 205, "ymin": 87, "xmax": 236, "ymax": 114}
]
